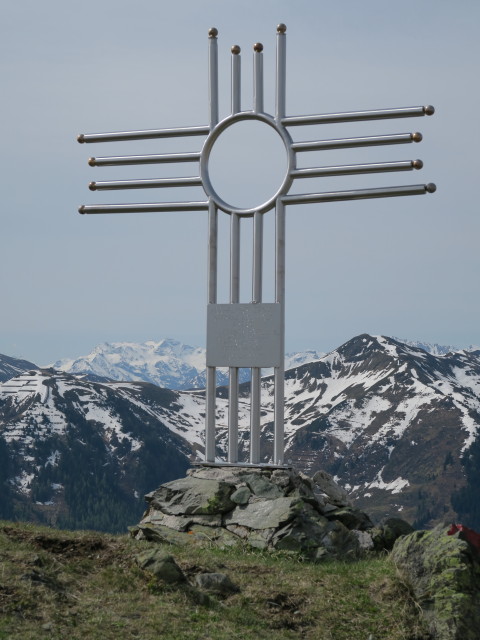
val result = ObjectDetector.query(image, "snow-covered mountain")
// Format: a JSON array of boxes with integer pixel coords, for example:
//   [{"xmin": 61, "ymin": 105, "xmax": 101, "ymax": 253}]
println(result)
[
  {"xmin": 51, "ymin": 336, "xmax": 477, "ymax": 391},
  {"xmin": 0, "ymin": 354, "xmax": 38, "ymax": 383},
  {"xmin": 51, "ymin": 339, "xmax": 206, "ymax": 389},
  {"xmin": 394, "ymin": 337, "xmax": 479, "ymax": 357},
  {"xmin": 2, "ymin": 333, "xmax": 480, "ymax": 531},
  {"xmin": 0, "ymin": 369, "xmax": 192, "ymax": 530},
  {"xmin": 51, "ymin": 339, "xmax": 325, "ymax": 390}
]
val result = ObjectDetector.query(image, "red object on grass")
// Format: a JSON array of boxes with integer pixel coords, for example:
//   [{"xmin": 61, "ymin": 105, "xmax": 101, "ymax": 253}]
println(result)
[{"xmin": 447, "ymin": 523, "xmax": 480, "ymax": 552}]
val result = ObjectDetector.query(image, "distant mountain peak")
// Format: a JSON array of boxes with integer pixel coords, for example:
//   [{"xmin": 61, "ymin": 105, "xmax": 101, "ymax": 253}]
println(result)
[
  {"xmin": 392, "ymin": 336, "xmax": 461, "ymax": 356},
  {"xmin": 0, "ymin": 354, "xmax": 39, "ymax": 383},
  {"xmin": 50, "ymin": 339, "xmax": 325, "ymax": 390}
]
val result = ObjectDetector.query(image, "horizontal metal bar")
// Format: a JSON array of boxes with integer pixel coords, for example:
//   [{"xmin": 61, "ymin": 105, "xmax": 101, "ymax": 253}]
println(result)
[
  {"xmin": 291, "ymin": 159, "xmax": 423, "ymax": 179},
  {"xmin": 89, "ymin": 176, "xmax": 202, "ymax": 191},
  {"xmin": 77, "ymin": 125, "xmax": 210, "ymax": 144},
  {"xmin": 78, "ymin": 201, "xmax": 209, "ymax": 214},
  {"xmin": 282, "ymin": 183, "xmax": 436, "ymax": 205},
  {"xmin": 88, "ymin": 152, "xmax": 201, "ymax": 167},
  {"xmin": 292, "ymin": 132, "xmax": 422, "ymax": 153},
  {"xmin": 283, "ymin": 105, "xmax": 434, "ymax": 127}
]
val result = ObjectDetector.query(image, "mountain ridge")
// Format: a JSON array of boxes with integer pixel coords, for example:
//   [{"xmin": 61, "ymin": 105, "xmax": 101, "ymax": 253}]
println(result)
[
  {"xmin": 49, "ymin": 338, "xmax": 326, "ymax": 390},
  {"xmin": 1, "ymin": 333, "xmax": 480, "ymax": 531},
  {"xmin": 47, "ymin": 335, "xmax": 478, "ymax": 391}
]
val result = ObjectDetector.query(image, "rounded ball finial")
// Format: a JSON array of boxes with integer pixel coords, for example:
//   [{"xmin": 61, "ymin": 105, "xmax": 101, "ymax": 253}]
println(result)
[
  {"xmin": 89, "ymin": 182, "xmax": 97, "ymax": 191},
  {"xmin": 412, "ymin": 159, "xmax": 423, "ymax": 170},
  {"xmin": 426, "ymin": 183, "xmax": 437, "ymax": 193},
  {"xmin": 208, "ymin": 27, "xmax": 218, "ymax": 38},
  {"xmin": 88, "ymin": 157, "xmax": 96, "ymax": 167},
  {"xmin": 253, "ymin": 42, "xmax": 263, "ymax": 52},
  {"xmin": 231, "ymin": 44, "xmax": 241, "ymax": 55},
  {"xmin": 78, "ymin": 206, "xmax": 86, "ymax": 215},
  {"xmin": 424, "ymin": 105, "xmax": 435, "ymax": 116},
  {"xmin": 412, "ymin": 132, "xmax": 423, "ymax": 143},
  {"xmin": 77, "ymin": 133, "xmax": 85, "ymax": 144},
  {"xmin": 277, "ymin": 23, "xmax": 287, "ymax": 34}
]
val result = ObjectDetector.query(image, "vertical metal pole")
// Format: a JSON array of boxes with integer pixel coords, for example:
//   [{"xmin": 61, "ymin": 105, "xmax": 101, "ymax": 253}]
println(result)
[
  {"xmin": 228, "ymin": 212, "xmax": 240, "ymax": 463},
  {"xmin": 208, "ymin": 28, "xmax": 219, "ymax": 128},
  {"xmin": 230, "ymin": 215, "xmax": 241, "ymax": 301},
  {"xmin": 205, "ymin": 29, "xmax": 219, "ymax": 463},
  {"xmin": 227, "ymin": 43, "xmax": 242, "ymax": 464},
  {"xmin": 275, "ymin": 24, "xmax": 287, "ymax": 123},
  {"xmin": 273, "ymin": 23, "xmax": 287, "ymax": 465},
  {"xmin": 231, "ymin": 45, "xmax": 241, "ymax": 114},
  {"xmin": 206, "ymin": 199, "xmax": 218, "ymax": 463},
  {"xmin": 252, "ymin": 212, "xmax": 263, "ymax": 303},
  {"xmin": 253, "ymin": 43, "xmax": 264, "ymax": 114},
  {"xmin": 249, "ymin": 43, "xmax": 265, "ymax": 464},
  {"xmin": 250, "ymin": 211, "xmax": 263, "ymax": 464},
  {"xmin": 274, "ymin": 199, "xmax": 285, "ymax": 465}
]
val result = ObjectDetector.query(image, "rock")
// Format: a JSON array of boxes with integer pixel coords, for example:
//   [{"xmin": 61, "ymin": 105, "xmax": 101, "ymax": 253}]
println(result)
[
  {"xmin": 135, "ymin": 549, "xmax": 186, "ymax": 584},
  {"xmin": 188, "ymin": 466, "xmax": 257, "ymax": 484},
  {"xmin": 371, "ymin": 517, "xmax": 415, "ymax": 551},
  {"xmin": 224, "ymin": 497, "xmax": 301, "ymax": 530},
  {"xmin": 321, "ymin": 502, "xmax": 338, "ymax": 514},
  {"xmin": 325, "ymin": 507, "xmax": 373, "ymax": 531},
  {"xmin": 144, "ymin": 508, "xmax": 168, "ymax": 526},
  {"xmin": 130, "ymin": 524, "xmax": 177, "ymax": 544},
  {"xmin": 194, "ymin": 573, "xmax": 240, "ymax": 596},
  {"xmin": 272, "ymin": 511, "xmax": 329, "ymax": 553},
  {"xmin": 247, "ymin": 528, "xmax": 277, "ymax": 550},
  {"xmin": 230, "ymin": 486, "xmax": 251, "ymax": 505},
  {"xmin": 352, "ymin": 530, "xmax": 374, "ymax": 551},
  {"xmin": 187, "ymin": 524, "xmax": 241, "ymax": 548},
  {"xmin": 287, "ymin": 484, "xmax": 319, "ymax": 507},
  {"xmin": 157, "ymin": 514, "xmax": 192, "ymax": 532},
  {"xmin": 271, "ymin": 469, "xmax": 292, "ymax": 489},
  {"xmin": 312, "ymin": 470, "xmax": 352, "ymax": 507},
  {"xmin": 225, "ymin": 524, "xmax": 250, "ymax": 539},
  {"xmin": 320, "ymin": 520, "xmax": 360, "ymax": 559},
  {"xmin": 149, "ymin": 476, "xmax": 235, "ymax": 516},
  {"xmin": 131, "ymin": 523, "xmax": 195, "ymax": 546},
  {"xmin": 137, "ymin": 466, "xmax": 375, "ymax": 559},
  {"xmin": 190, "ymin": 513, "xmax": 223, "ymax": 527},
  {"xmin": 244, "ymin": 474, "xmax": 282, "ymax": 500},
  {"xmin": 381, "ymin": 517, "xmax": 414, "ymax": 549},
  {"xmin": 391, "ymin": 525, "xmax": 480, "ymax": 640}
]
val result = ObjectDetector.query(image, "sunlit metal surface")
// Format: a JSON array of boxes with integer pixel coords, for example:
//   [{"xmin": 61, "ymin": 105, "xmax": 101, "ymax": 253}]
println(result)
[{"xmin": 89, "ymin": 177, "xmax": 202, "ymax": 191}]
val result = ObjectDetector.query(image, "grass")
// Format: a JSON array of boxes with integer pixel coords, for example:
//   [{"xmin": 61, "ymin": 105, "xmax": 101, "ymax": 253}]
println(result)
[{"xmin": 0, "ymin": 520, "xmax": 429, "ymax": 640}]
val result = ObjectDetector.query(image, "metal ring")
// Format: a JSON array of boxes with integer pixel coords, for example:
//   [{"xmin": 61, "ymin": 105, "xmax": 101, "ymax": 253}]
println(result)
[{"xmin": 200, "ymin": 111, "xmax": 294, "ymax": 216}]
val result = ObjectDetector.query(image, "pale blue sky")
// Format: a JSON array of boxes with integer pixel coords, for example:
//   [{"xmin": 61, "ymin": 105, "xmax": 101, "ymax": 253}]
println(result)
[{"xmin": 1, "ymin": 0, "xmax": 478, "ymax": 364}]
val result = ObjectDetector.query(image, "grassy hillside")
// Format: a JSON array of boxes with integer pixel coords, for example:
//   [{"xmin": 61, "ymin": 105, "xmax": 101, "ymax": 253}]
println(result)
[{"xmin": 0, "ymin": 521, "xmax": 429, "ymax": 640}]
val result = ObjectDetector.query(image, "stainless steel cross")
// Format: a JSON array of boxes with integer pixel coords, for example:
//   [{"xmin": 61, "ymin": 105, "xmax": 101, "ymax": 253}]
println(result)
[{"xmin": 78, "ymin": 24, "xmax": 436, "ymax": 468}]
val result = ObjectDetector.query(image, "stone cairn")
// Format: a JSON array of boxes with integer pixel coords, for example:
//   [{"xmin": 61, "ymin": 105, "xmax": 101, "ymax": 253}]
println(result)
[
  {"xmin": 131, "ymin": 466, "xmax": 411, "ymax": 559},
  {"xmin": 132, "ymin": 468, "xmax": 480, "ymax": 637}
]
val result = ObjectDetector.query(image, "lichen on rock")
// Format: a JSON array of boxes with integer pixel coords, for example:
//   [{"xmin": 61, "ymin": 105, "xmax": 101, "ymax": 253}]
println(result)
[{"xmin": 391, "ymin": 524, "xmax": 480, "ymax": 640}]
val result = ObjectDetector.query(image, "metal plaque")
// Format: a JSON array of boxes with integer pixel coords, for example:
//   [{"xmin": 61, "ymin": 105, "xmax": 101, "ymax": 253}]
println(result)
[{"xmin": 207, "ymin": 303, "xmax": 281, "ymax": 368}]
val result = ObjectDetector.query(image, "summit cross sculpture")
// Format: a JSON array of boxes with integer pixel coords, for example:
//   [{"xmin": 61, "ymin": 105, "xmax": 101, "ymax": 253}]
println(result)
[{"xmin": 78, "ymin": 25, "xmax": 436, "ymax": 468}]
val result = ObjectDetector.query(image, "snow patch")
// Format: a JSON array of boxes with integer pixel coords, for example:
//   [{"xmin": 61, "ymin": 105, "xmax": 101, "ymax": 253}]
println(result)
[{"xmin": 367, "ymin": 469, "xmax": 409, "ymax": 494}]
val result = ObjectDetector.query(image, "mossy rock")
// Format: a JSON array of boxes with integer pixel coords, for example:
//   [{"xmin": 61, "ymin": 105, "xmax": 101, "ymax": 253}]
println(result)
[
  {"xmin": 135, "ymin": 549, "xmax": 186, "ymax": 584},
  {"xmin": 149, "ymin": 477, "xmax": 235, "ymax": 516},
  {"xmin": 391, "ymin": 525, "xmax": 480, "ymax": 639}
]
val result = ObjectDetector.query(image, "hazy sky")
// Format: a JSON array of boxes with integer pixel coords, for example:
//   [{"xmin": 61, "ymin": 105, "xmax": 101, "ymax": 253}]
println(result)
[{"xmin": 1, "ymin": 0, "xmax": 478, "ymax": 364}]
